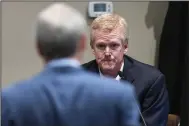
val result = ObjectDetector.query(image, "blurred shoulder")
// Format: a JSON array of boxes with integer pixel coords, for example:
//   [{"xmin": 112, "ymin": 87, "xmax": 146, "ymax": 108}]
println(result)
[
  {"xmin": 82, "ymin": 60, "xmax": 97, "ymax": 69},
  {"xmin": 2, "ymin": 73, "xmax": 42, "ymax": 101},
  {"xmin": 125, "ymin": 56, "xmax": 164, "ymax": 87}
]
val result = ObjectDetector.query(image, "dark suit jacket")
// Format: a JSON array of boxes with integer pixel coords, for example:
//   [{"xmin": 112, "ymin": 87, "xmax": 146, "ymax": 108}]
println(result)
[
  {"xmin": 82, "ymin": 55, "xmax": 169, "ymax": 126},
  {"xmin": 2, "ymin": 60, "xmax": 139, "ymax": 126}
]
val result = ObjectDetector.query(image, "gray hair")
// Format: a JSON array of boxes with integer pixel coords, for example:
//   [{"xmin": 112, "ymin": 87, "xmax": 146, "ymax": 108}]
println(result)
[{"xmin": 35, "ymin": 3, "xmax": 87, "ymax": 60}]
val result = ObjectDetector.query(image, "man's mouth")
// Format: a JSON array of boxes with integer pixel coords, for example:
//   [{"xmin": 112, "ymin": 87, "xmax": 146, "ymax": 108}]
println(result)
[{"xmin": 102, "ymin": 59, "xmax": 112, "ymax": 62}]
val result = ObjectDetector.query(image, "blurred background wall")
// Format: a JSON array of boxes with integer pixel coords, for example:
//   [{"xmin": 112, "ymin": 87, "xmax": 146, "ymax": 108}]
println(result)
[{"xmin": 1, "ymin": 1, "xmax": 168, "ymax": 86}]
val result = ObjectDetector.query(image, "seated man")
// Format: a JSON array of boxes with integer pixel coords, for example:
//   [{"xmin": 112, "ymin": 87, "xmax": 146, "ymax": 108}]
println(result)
[{"xmin": 83, "ymin": 13, "xmax": 169, "ymax": 126}]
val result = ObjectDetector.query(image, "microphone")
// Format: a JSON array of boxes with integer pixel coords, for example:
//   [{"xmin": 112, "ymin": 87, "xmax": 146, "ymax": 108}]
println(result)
[{"xmin": 118, "ymin": 71, "xmax": 147, "ymax": 126}]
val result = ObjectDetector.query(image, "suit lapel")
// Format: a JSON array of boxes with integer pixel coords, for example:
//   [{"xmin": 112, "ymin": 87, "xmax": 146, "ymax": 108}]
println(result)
[{"xmin": 121, "ymin": 55, "xmax": 135, "ymax": 84}]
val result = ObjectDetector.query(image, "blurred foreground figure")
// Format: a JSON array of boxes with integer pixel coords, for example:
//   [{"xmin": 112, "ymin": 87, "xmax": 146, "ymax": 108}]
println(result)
[
  {"xmin": 83, "ymin": 13, "xmax": 169, "ymax": 125},
  {"xmin": 2, "ymin": 3, "xmax": 139, "ymax": 126}
]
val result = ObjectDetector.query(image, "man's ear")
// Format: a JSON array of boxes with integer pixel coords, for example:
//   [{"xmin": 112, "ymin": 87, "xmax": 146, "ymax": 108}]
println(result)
[
  {"xmin": 78, "ymin": 34, "xmax": 86, "ymax": 52},
  {"xmin": 36, "ymin": 42, "xmax": 47, "ymax": 63},
  {"xmin": 92, "ymin": 48, "xmax": 95, "ymax": 55},
  {"xmin": 36, "ymin": 42, "xmax": 42, "ymax": 57},
  {"xmin": 123, "ymin": 43, "xmax": 128, "ymax": 54},
  {"xmin": 90, "ymin": 42, "xmax": 95, "ymax": 55}
]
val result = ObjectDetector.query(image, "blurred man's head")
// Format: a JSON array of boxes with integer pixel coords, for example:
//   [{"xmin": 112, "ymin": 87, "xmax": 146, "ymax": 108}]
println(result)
[
  {"xmin": 90, "ymin": 14, "xmax": 129, "ymax": 77},
  {"xmin": 35, "ymin": 3, "xmax": 87, "ymax": 63}
]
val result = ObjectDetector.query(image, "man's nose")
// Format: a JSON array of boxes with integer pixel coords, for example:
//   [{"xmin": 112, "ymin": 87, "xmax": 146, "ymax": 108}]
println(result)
[{"xmin": 104, "ymin": 47, "xmax": 111, "ymax": 55}]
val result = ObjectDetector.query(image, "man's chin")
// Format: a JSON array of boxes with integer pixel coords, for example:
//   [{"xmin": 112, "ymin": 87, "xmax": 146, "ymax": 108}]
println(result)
[{"xmin": 101, "ymin": 66, "xmax": 115, "ymax": 71}]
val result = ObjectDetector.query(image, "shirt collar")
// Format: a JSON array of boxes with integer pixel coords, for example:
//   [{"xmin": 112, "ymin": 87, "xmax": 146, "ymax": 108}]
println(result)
[
  {"xmin": 45, "ymin": 58, "xmax": 80, "ymax": 68},
  {"xmin": 99, "ymin": 61, "xmax": 124, "ymax": 81}
]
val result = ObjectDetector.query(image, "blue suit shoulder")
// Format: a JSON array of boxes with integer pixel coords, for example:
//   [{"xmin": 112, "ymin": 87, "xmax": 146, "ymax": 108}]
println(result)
[{"xmin": 2, "ymin": 67, "xmax": 139, "ymax": 126}]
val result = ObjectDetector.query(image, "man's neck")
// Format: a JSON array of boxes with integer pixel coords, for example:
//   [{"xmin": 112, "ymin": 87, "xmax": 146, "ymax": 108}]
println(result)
[
  {"xmin": 101, "ymin": 70, "xmax": 118, "ymax": 78},
  {"xmin": 43, "ymin": 54, "xmax": 81, "ymax": 65}
]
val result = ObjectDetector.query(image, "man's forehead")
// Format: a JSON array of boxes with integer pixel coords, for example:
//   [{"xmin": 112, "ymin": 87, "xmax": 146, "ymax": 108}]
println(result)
[
  {"xmin": 94, "ymin": 28, "xmax": 122, "ymax": 35},
  {"xmin": 94, "ymin": 32, "xmax": 123, "ymax": 43},
  {"xmin": 95, "ymin": 37, "xmax": 121, "ymax": 43},
  {"xmin": 93, "ymin": 28, "xmax": 124, "ymax": 40}
]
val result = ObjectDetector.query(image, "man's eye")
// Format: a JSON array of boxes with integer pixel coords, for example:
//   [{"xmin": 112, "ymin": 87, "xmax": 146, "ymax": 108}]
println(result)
[
  {"xmin": 97, "ymin": 44, "xmax": 105, "ymax": 49},
  {"xmin": 110, "ymin": 44, "xmax": 119, "ymax": 49}
]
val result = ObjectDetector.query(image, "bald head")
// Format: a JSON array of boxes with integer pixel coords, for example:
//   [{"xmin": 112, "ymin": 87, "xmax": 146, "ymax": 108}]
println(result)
[{"xmin": 35, "ymin": 3, "xmax": 87, "ymax": 61}]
